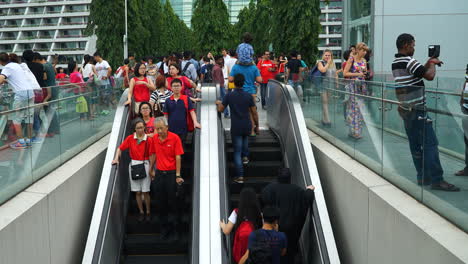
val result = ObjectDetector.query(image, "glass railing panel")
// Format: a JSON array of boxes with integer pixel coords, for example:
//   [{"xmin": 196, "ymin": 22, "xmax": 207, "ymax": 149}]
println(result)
[
  {"xmin": 422, "ymin": 81, "xmax": 468, "ymax": 231},
  {"xmin": 0, "ymin": 80, "xmax": 123, "ymax": 205},
  {"xmin": 352, "ymin": 81, "xmax": 384, "ymax": 175},
  {"xmin": 302, "ymin": 77, "xmax": 338, "ymax": 147},
  {"xmin": 300, "ymin": 75, "xmax": 468, "ymax": 232},
  {"xmin": 0, "ymin": 89, "xmax": 34, "ymax": 204},
  {"xmin": 31, "ymin": 87, "xmax": 61, "ymax": 181}
]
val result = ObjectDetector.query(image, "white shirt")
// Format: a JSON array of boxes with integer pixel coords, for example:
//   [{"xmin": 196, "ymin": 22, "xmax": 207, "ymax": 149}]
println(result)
[
  {"xmin": 228, "ymin": 209, "xmax": 238, "ymax": 224},
  {"xmin": 82, "ymin": 63, "xmax": 95, "ymax": 79},
  {"xmin": 1, "ymin": 62, "xmax": 40, "ymax": 99},
  {"xmin": 95, "ymin": 60, "xmax": 110, "ymax": 84},
  {"xmin": 225, "ymin": 57, "xmax": 237, "ymax": 77}
]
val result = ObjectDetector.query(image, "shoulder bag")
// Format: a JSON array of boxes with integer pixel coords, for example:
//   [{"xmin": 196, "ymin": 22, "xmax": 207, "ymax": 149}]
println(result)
[{"xmin": 130, "ymin": 140, "xmax": 149, "ymax": 180}]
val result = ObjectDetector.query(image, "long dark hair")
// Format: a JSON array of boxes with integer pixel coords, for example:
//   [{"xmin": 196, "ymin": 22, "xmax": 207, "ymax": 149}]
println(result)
[
  {"xmin": 83, "ymin": 54, "xmax": 91, "ymax": 69},
  {"xmin": 234, "ymin": 188, "xmax": 262, "ymax": 231}
]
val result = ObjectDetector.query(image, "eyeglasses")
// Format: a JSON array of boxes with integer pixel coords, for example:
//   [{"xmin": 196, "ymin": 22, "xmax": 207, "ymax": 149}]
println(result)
[{"xmin": 141, "ymin": 107, "xmax": 150, "ymax": 110}]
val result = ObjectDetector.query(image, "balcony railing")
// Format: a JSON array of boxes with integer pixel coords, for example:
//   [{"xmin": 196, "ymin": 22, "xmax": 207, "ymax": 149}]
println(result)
[{"xmin": 57, "ymin": 34, "xmax": 85, "ymax": 38}]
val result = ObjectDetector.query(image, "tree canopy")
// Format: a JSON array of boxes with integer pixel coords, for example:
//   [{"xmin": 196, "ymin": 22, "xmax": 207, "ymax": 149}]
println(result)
[
  {"xmin": 191, "ymin": 0, "xmax": 235, "ymax": 54},
  {"xmin": 87, "ymin": 0, "xmax": 323, "ymax": 65},
  {"xmin": 271, "ymin": 0, "xmax": 322, "ymax": 63}
]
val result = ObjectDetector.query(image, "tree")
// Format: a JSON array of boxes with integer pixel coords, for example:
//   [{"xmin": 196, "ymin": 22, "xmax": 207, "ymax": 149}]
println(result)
[
  {"xmin": 87, "ymin": 0, "xmax": 191, "ymax": 66},
  {"xmin": 160, "ymin": 1, "xmax": 194, "ymax": 55},
  {"xmin": 86, "ymin": 0, "xmax": 125, "ymax": 68},
  {"xmin": 191, "ymin": 0, "xmax": 234, "ymax": 55},
  {"xmin": 271, "ymin": 0, "xmax": 322, "ymax": 63},
  {"xmin": 233, "ymin": 0, "xmax": 273, "ymax": 56}
]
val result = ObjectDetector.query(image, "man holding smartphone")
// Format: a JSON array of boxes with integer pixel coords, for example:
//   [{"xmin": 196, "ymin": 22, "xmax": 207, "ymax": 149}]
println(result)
[{"xmin": 391, "ymin": 33, "xmax": 459, "ymax": 191}]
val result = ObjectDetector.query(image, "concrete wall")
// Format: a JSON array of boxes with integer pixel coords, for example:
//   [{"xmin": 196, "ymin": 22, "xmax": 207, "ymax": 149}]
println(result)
[
  {"xmin": 309, "ymin": 131, "xmax": 468, "ymax": 264},
  {"xmin": 0, "ymin": 135, "xmax": 108, "ymax": 264}
]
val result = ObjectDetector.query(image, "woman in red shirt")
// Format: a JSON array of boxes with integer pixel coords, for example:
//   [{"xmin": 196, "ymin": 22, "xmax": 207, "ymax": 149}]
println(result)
[
  {"xmin": 166, "ymin": 63, "xmax": 201, "ymax": 103},
  {"xmin": 125, "ymin": 63, "xmax": 156, "ymax": 113},
  {"xmin": 112, "ymin": 118, "xmax": 153, "ymax": 222}
]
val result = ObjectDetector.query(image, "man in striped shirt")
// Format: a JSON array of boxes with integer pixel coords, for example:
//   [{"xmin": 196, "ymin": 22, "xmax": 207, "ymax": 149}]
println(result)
[{"xmin": 391, "ymin": 33, "xmax": 459, "ymax": 191}]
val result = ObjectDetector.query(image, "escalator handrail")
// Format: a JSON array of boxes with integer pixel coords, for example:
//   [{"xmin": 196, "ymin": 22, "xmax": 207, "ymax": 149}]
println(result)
[
  {"xmin": 215, "ymin": 85, "xmax": 231, "ymax": 264},
  {"xmin": 82, "ymin": 90, "xmax": 130, "ymax": 264},
  {"xmin": 267, "ymin": 80, "xmax": 340, "ymax": 263}
]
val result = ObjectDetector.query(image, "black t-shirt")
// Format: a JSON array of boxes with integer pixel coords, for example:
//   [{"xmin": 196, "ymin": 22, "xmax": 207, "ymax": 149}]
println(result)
[
  {"xmin": 222, "ymin": 89, "xmax": 255, "ymax": 136},
  {"xmin": 286, "ymin": 59, "xmax": 302, "ymax": 74},
  {"xmin": 26, "ymin": 61, "xmax": 45, "ymax": 87}
]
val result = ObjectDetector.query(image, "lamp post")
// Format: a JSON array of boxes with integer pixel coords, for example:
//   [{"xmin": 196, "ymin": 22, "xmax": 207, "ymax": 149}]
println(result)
[{"xmin": 123, "ymin": 0, "xmax": 128, "ymax": 59}]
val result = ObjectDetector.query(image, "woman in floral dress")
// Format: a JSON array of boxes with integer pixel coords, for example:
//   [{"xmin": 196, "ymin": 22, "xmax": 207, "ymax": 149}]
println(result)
[{"xmin": 343, "ymin": 42, "xmax": 369, "ymax": 139}]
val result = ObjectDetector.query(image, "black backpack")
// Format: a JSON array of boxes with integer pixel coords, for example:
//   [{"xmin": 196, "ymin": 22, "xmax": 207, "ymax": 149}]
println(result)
[
  {"xmin": 246, "ymin": 230, "xmax": 272, "ymax": 264},
  {"xmin": 203, "ymin": 64, "xmax": 214, "ymax": 83},
  {"xmin": 180, "ymin": 61, "xmax": 192, "ymax": 79}
]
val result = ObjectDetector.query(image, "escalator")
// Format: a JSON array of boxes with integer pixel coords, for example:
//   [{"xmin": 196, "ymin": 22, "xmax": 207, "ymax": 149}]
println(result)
[
  {"xmin": 122, "ymin": 134, "xmax": 194, "ymax": 263},
  {"xmin": 217, "ymin": 80, "xmax": 340, "ymax": 264},
  {"xmin": 225, "ymin": 130, "xmax": 283, "ymax": 207},
  {"xmin": 82, "ymin": 89, "xmax": 202, "ymax": 264}
]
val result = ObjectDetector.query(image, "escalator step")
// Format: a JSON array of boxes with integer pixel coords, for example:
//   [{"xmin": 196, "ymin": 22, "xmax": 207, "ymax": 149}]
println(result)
[
  {"xmin": 226, "ymin": 140, "xmax": 280, "ymax": 148},
  {"xmin": 229, "ymin": 176, "xmax": 277, "ymax": 194},
  {"xmin": 125, "ymin": 212, "xmax": 190, "ymax": 232},
  {"xmin": 124, "ymin": 234, "xmax": 188, "ymax": 255},
  {"xmin": 226, "ymin": 147, "xmax": 282, "ymax": 161},
  {"xmin": 124, "ymin": 254, "xmax": 187, "ymax": 264},
  {"xmin": 228, "ymin": 161, "xmax": 283, "ymax": 178}
]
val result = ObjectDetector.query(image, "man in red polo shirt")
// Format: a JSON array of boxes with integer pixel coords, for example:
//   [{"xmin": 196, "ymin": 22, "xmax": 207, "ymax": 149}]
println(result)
[
  {"xmin": 149, "ymin": 116, "xmax": 184, "ymax": 240},
  {"xmin": 257, "ymin": 50, "xmax": 278, "ymax": 110}
]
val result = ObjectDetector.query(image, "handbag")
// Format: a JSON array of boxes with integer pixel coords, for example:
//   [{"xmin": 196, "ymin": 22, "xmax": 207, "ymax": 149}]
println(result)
[
  {"xmin": 153, "ymin": 101, "xmax": 164, "ymax": 117},
  {"xmin": 130, "ymin": 140, "xmax": 148, "ymax": 180}
]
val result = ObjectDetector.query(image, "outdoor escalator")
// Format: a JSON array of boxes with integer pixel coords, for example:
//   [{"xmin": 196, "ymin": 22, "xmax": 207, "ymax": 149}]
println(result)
[
  {"xmin": 217, "ymin": 80, "xmax": 341, "ymax": 264},
  {"xmin": 82, "ymin": 89, "xmax": 201, "ymax": 264},
  {"xmin": 226, "ymin": 129, "xmax": 283, "ymax": 208},
  {"xmin": 122, "ymin": 134, "xmax": 195, "ymax": 263}
]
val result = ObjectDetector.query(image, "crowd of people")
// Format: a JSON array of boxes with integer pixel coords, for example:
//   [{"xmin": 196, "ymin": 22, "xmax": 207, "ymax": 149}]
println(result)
[{"xmin": 2, "ymin": 29, "xmax": 465, "ymax": 264}]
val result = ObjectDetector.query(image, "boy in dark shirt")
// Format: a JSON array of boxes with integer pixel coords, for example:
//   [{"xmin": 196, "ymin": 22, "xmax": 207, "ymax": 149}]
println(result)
[
  {"xmin": 239, "ymin": 206, "xmax": 287, "ymax": 264},
  {"xmin": 216, "ymin": 74, "xmax": 259, "ymax": 183}
]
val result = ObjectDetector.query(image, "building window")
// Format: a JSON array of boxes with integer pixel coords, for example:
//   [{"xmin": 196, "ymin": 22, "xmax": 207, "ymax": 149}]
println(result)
[
  {"xmin": 350, "ymin": 0, "xmax": 371, "ymax": 20},
  {"xmin": 329, "ymin": 25, "xmax": 342, "ymax": 34}
]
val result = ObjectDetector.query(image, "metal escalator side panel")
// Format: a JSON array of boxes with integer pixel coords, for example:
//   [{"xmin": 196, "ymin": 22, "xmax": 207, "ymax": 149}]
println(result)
[
  {"xmin": 190, "ymin": 93, "xmax": 202, "ymax": 264},
  {"xmin": 82, "ymin": 89, "xmax": 131, "ymax": 264},
  {"xmin": 197, "ymin": 85, "xmax": 224, "ymax": 264},
  {"xmin": 266, "ymin": 80, "xmax": 340, "ymax": 264}
]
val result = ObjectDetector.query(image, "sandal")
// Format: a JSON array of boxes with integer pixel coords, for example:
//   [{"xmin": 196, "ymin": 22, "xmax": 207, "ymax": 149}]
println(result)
[
  {"xmin": 431, "ymin": 181, "xmax": 460, "ymax": 192},
  {"xmin": 233, "ymin": 177, "xmax": 244, "ymax": 184}
]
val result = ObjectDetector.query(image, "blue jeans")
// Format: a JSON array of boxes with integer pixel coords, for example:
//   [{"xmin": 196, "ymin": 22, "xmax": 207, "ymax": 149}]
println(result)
[
  {"xmin": 232, "ymin": 135, "xmax": 249, "ymax": 178},
  {"xmin": 219, "ymin": 85, "xmax": 229, "ymax": 116},
  {"xmin": 260, "ymin": 83, "xmax": 267, "ymax": 107},
  {"xmin": 402, "ymin": 110, "xmax": 443, "ymax": 184}
]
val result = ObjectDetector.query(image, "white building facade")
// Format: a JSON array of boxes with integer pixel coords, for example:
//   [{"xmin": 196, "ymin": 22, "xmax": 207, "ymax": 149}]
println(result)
[
  {"xmin": 319, "ymin": 0, "xmax": 343, "ymax": 65},
  {"xmin": 0, "ymin": 0, "xmax": 96, "ymax": 64}
]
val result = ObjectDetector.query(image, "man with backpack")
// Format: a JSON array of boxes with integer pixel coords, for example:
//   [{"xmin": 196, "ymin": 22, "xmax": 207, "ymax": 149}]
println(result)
[
  {"xmin": 239, "ymin": 206, "xmax": 287, "ymax": 264},
  {"xmin": 181, "ymin": 51, "xmax": 198, "ymax": 83},
  {"xmin": 200, "ymin": 56, "xmax": 214, "ymax": 83}
]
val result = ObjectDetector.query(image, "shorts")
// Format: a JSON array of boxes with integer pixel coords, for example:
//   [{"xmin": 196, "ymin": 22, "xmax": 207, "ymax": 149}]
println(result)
[
  {"xmin": 13, "ymin": 97, "xmax": 34, "ymax": 125},
  {"xmin": 128, "ymin": 160, "xmax": 151, "ymax": 192},
  {"xmin": 134, "ymin": 101, "xmax": 142, "ymax": 114}
]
